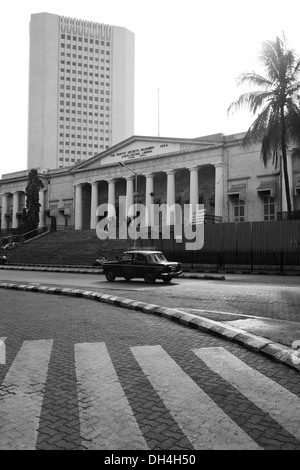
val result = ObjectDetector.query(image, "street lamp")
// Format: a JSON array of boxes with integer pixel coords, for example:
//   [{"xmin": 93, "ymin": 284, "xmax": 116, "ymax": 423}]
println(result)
[{"xmin": 119, "ymin": 161, "xmax": 138, "ymax": 247}]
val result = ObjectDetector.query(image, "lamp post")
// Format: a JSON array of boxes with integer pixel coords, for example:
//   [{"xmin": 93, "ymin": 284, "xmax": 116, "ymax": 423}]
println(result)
[{"xmin": 119, "ymin": 161, "xmax": 138, "ymax": 248}]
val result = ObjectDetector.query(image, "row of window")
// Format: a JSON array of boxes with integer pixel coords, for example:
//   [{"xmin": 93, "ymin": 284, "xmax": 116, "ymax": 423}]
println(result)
[
  {"xmin": 60, "ymin": 51, "xmax": 110, "ymax": 61},
  {"xmin": 60, "ymin": 83, "xmax": 109, "ymax": 92},
  {"xmin": 59, "ymin": 116, "xmax": 109, "ymax": 127},
  {"xmin": 60, "ymin": 81, "xmax": 109, "ymax": 89},
  {"xmin": 58, "ymin": 147, "xmax": 106, "ymax": 155},
  {"xmin": 60, "ymin": 62, "xmax": 109, "ymax": 72},
  {"xmin": 61, "ymin": 34, "xmax": 110, "ymax": 47},
  {"xmin": 232, "ymin": 196, "xmax": 275, "ymax": 222},
  {"xmin": 60, "ymin": 97, "xmax": 110, "ymax": 104},
  {"xmin": 60, "ymin": 60, "xmax": 109, "ymax": 74},
  {"xmin": 58, "ymin": 147, "xmax": 107, "ymax": 165},
  {"xmin": 61, "ymin": 43, "xmax": 110, "ymax": 54},
  {"xmin": 60, "ymin": 132, "xmax": 109, "ymax": 138},
  {"xmin": 59, "ymin": 126, "xmax": 109, "ymax": 134},
  {"xmin": 59, "ymin": 106, "xmax": 110, "ymax": 113},
  {"xmin": 59, "ymin": 137, "xmax": 109, "ymax": 144},
  {"xmin": 60, "ymin": 92, "xmax": 109, "ymax": 99},
  {"xmin": 59, "ymin": 142, "xmax": 105, "ymax": 148},
  {"xmin": 59, "ymin": 114, "xmax": 109, "ymax": 121},
  {"xmin": 60, "ymin": 73, "xmax": 109, "ymax": 81}
]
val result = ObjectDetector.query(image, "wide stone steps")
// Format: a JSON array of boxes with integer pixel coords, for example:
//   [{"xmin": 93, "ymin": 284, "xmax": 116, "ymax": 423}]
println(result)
[{"xmin": 2, "ymin": 230, "xmax": 135, "ymax": 266}]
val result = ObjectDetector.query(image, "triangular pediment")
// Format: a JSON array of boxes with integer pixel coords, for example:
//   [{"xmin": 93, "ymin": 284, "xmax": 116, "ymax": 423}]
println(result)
[{"xmin": 72, "ymin": 134, "xmax": 220, "ymax": 172}]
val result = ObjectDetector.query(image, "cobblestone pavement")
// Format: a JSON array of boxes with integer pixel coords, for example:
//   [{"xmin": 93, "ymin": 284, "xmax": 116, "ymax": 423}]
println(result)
[{"xmin": 1, "ymin": 289, "xmax": 300, "ymax": 450}]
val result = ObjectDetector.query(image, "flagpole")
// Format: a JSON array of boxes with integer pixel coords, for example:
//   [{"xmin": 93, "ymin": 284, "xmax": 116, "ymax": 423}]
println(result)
[{"xmin": 157, "ymin": 88, "xmax": 160, "ymax": 137}]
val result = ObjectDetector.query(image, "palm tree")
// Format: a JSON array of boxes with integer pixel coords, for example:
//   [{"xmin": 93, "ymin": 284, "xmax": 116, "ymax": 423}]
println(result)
[{"xmin": 228, "ymin": 34, "xmax": 300, "ymax": 220}]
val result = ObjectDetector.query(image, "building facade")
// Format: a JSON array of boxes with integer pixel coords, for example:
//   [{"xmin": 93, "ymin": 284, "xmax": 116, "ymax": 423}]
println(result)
[
  {"xmin": 1, "ymin": 132, "xmax": 300, "ymax": 234},
  {"xmin": 27, "ymin": 12, "xmax": 135, "ymax": 170}
]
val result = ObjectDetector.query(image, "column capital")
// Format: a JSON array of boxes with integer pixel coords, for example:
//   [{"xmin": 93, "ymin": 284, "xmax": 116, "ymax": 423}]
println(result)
[
  {"xmin": 90, "ymin": 181, "xmax": 99, "ymax": 187},
  {"xmin": 107, "ymin": 178, "xmax": 117, "ymax": 184},
  {"xmin": 214, "ymin": 162, "xmax": 224, "ymax": 168},
  {"xmin": 74, "ymin": 182, "xmax": 84, "ymax": 188},
  {"xmin": 143, "ymin": 172, "xmax": 155, "ymax": 178},
  {"xmin": 188, "ymin": 166, "xmax": 199, "ymax": 172},
  {"xmin": 125, "ymin": 175, "xmax": 135, "ymax": 181},
  {"xmin": 164, "ymin": 169, "xmax": 177, "ymax": 176},
  {"xmin": 286, "ymin": 148, "xmax": 294, "ymax": 157}
]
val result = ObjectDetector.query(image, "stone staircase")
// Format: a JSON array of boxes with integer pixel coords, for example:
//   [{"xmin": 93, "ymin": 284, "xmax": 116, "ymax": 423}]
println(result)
[{"xmin": 3, "ymin": 229, "xmax": 136, "ymax": 266}]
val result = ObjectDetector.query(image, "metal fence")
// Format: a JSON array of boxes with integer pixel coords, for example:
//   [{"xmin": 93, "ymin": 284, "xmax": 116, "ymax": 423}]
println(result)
[{"xmin": 164, "ymin": 249, "xmax": 300, "ymax": 272}]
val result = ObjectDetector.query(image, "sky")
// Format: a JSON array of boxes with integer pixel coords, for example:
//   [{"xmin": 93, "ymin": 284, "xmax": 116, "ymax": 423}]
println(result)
[{"xmin": 0, "ymin": 0, "xmax": 299, "ymax": 177}]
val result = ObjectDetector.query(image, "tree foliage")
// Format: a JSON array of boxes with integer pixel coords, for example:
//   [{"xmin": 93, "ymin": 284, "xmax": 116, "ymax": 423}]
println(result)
[
  {"xmin": 228, "ymin": 34, "xmax": 300, "ymax": 219},
  {"xmin": 20, "ymin": 169, "xmax": 44, "ymax": 233}
]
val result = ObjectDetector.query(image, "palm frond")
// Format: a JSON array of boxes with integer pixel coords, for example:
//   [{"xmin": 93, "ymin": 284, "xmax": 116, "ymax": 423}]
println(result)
[
  {"xmin": 227, "ymin": 91, "xmax": 272, "ymax": 116},
  {"xmin": 236, "ymin": 72, "xmax": 273, "ymax": 89},
  {"xmin": 260, "ymin": 109, "xmax": 282, "ymax": 167},
  {"xmin": 229, "ymin": 32, "xmax": 300, "ymax": 177},
  {"xmin": 258, "ymin": 39, "xmax": 282, "ymax": 83},
  {"xmin": 284, "ymin": 102, "xmax": 300, "ymax": 143},
  {"xmin": 241, "ymin": 104, "xmax": 274, "ymax": 147}
]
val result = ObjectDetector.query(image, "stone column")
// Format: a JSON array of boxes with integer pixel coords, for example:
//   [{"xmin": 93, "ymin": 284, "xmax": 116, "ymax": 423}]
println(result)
[
  {"xmin": 165, "ymin": 170, "xmax": 176, "ymax": 225},
  {"xmin": 107, "ymin": 179, "xmax": 116, "ymax": 219},
  {"xmin": 214, "ymin": 162, "xmax": 224, "ymax": 219},
  {"xmin": 145, "ymin": 173, "xmax": 154, "ymax": 226},
  {"xmin": 38, "ymin": 189, "xmax": 45, "ymax": 227},
  {"xmin": 282, "ymin": 150, "xmax": 294, "ymax": 212},
  {"xmin": 90, "ymin": 181, "xmax": 99, "ymax": 229},
  {"xmin": 1, "ymin": 193, "xmax": 9, "ymax": 232},
  {"xmin": 125, "ymin": 176, "xmax": 135, "ymax": 218},
  {"xmin": 189, "ymin": 166, "xmax": 199, "ymax": 221},
  {"xmin": 74, "ymin": 184, "xmax": 83, "ymax": 230},
  {"xmin": 12, "ymin": 191, "xmax": 20, "ymax": 229}
]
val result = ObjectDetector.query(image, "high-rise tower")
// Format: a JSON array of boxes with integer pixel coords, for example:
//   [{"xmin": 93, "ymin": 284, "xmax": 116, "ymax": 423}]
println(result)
[{"xmin": 27, "ymin": 12, "xmax": 135, "ymax": 169}]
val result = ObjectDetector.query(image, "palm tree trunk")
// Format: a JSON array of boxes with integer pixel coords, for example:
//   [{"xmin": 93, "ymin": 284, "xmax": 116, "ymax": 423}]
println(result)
[{"xmin": 280, "ymin": 106, "xmax": 293, "ymax": 220}]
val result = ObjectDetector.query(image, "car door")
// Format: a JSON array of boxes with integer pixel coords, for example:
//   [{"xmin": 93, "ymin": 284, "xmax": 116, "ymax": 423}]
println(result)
[
  {"xmin": 131, "ymin": 253, "xmax": 147, "ymax": 278},
  {"xmin": 118, "ymin": 252, "xmax": 134, "ymax": 278}
]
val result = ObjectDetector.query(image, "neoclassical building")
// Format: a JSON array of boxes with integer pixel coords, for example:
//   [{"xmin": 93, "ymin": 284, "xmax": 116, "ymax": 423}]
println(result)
[{"xmin": 1, "ymin": 132, "xmax": 300, "ymax": 233}]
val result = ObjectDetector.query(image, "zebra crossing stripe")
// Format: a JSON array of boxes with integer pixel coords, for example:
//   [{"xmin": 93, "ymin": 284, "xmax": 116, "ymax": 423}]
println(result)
[
  {"xmin": 0, "ymin": 339, "xmax": 53, "ymax": 450},
  {"xmin": 131, "ymin": 345, "xmax": 260, "ymax": 450},
  {"xmin": 74, "ymin": 342, "xmax": 148, "ymax": 450},
  {"xmin": 193, "ymin": 347, "xmax": 300, "ymax": 441}
]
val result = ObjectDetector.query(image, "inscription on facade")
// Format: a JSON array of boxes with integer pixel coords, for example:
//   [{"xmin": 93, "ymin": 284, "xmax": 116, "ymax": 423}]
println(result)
[{"xmin": 111, "ymin": 144, "xmax": 169, "ymax": 161}]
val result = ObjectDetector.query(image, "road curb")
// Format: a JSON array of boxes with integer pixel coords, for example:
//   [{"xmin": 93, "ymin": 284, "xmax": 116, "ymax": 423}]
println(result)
[
  {"xmin": 0, "ymin": 281, "xmax": 299, "ymax": 373},
  {"xmin": 1, "ymin": 264, "xmax": 300, "ymax": 276},
  {"xmin": 0, "ymin": 264, "xmax": 226, "ymax": 280}
]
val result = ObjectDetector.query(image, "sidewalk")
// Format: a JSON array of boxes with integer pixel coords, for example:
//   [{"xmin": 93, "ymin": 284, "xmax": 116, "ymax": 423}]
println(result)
[{"xmin": 0, "ymin": 264, "xmax": 299, "ymax": 373}]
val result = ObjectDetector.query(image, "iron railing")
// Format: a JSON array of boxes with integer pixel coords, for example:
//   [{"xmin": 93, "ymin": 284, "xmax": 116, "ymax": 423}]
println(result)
[
  {"xmin": 277, "ymin": 211, "xmax": 300, "ymax": 220},
  {"xmin": 1, "ymin": 225, "xmax": 51, "ymax": 244},
  {"xmin": 164, "ymin": 249, "xmax": 300, "ymax": 272}
]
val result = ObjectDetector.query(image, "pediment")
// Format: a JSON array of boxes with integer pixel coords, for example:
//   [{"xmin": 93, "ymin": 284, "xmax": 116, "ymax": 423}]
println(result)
[{"xmin": 72, "ymin": 135, "xmax": 214, "ymax": 172}]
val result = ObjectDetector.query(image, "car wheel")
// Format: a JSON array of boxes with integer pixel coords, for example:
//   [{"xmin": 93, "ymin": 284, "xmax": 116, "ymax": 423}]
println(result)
[
  {"xmin": 144, "ymin": 271, "xmax": 156, "ymax": 284},
  {"xmin": 163, "ymin": 276, "xmax": 172, "ymax": 283},
  {"xmin": 105, "ymin": 270, "xmax": 116, "ymax": 282}
]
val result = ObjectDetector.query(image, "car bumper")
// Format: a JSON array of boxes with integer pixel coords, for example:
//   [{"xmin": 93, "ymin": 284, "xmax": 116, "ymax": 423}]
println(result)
[{"xmin": 159, "ymin": 270, "xmax": 183, "ymax": 278}]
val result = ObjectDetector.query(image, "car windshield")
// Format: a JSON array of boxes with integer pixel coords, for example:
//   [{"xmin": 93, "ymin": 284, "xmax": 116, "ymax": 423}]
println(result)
[{"xmin": 146, "ymin": 252, "xmax": 167, "ymax": 263}]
